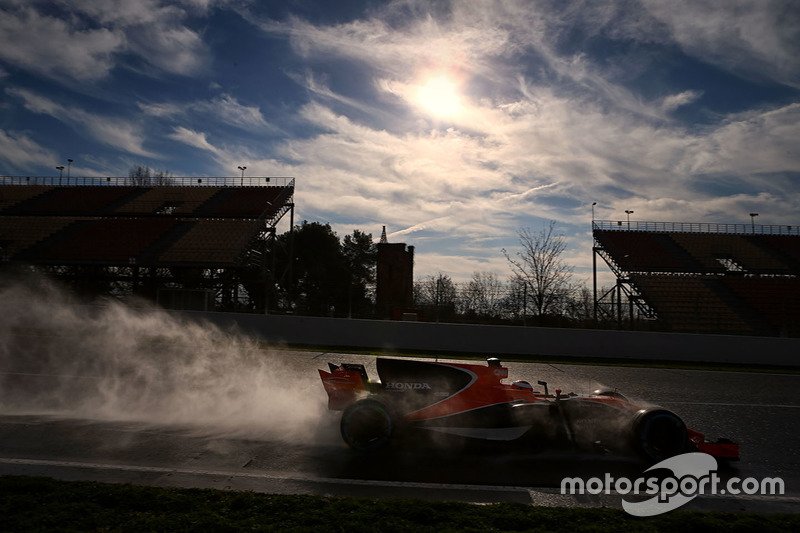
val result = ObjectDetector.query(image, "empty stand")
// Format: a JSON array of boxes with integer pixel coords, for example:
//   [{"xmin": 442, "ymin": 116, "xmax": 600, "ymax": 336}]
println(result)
[
  {"xmin": 595, "ymin": 223, "xmax": 800, "ymax": 335},
  {"xmin": 758, "ymin": 235, "xmax": 800, "ymax": 271},
  {"xmin": 158, "ymin": 219, "xmax": 261, "ymax": 265},
  {"xmin": 0, "ymin": 216, "xmax": 72, "ymax": 259},
  {"xmin": 0, "ymin": 180, "xmax": 294, "ymax": 312},
  {"xmin": 593, "ymin": 230, "xmax": 695, "ymax": 272},
  {"xmin": 197, "ymin": 187, "xmax": 287, "ymax": 218},
  {"xmin": 0, "ymin": 185, "xmax": 52, "ymax": 212},
  {"xmin": 113, "ymin": 186, "xmax": 221, "ymax": 215},
  {"xmin": 4, "ymin": 187, "xmax": 140, "ymax": 216},
  {"xmin": 724, "ymin": 277, "xmax": 800, "ymax": 335},
  {"xmin": 0, "ymin": 182, "xmax": 293, "ymax": 266},
  {"xmin": 34, "ymin": 218, "xmax": 179, "ymax": 264},
  {"xmin": 670, "ymin": 233, "xmax": 790, "ymax": 274},
  {"xmin": 630, "ymin": 274, "xmax": 752, "ymax": 333}
]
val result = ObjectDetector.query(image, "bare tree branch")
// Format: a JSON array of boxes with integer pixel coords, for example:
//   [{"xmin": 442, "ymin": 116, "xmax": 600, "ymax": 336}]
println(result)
[{"xmin": 502, "ymin": 221, "xmax": 576, "ymax": 317}]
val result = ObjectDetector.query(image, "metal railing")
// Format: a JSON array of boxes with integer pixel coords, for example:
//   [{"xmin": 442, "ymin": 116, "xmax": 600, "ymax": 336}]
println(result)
[
  {"xmin": 593, "ymin": 219, "xmax": 799, "ymax": 236},
  {"xmin": 0, "ymin": 176, "xmax": 295, "ymax": 188}
]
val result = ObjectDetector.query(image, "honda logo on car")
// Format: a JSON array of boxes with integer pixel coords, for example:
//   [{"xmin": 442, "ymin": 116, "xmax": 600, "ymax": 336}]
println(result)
[{"xmin": 386, "ymin": 382, "xmax": 432, "ymax": 390}]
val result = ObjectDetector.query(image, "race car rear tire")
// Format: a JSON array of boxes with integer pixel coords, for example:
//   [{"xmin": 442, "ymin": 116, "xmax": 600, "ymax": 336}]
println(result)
[
  {"xmin": 340, "ymin": 399, "xmax": 393, "ymax": 452},
  {"xmin": 631, "ymin": 408, "xmax": 688, "ymax": 463}
]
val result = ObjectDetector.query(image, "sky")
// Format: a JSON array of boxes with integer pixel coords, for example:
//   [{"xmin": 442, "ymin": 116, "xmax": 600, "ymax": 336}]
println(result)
[{"xmin": 1, "ymin": 0, "xmax": 799, "ymax": 286}]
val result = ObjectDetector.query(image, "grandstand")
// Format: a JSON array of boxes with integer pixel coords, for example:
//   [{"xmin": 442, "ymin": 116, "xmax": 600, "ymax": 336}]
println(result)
[
  {"xmin": 0, "ymin": 176, "xmax": 294, "ymax": 311},
  {"xmin": 593, "ymin": 220, "xmax": 800, "ymax": 336}
]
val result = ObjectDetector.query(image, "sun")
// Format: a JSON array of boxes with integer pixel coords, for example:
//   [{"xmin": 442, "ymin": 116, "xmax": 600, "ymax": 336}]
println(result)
[{"xmin": 416, "ymin": 75, "xmax": 462, "ymax": 118}]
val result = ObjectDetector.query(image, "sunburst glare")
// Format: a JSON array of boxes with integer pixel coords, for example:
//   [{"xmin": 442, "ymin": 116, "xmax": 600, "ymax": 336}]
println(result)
[{"xmin": 416, "ymin": 75, "xmax": 462, "ymax": 118}]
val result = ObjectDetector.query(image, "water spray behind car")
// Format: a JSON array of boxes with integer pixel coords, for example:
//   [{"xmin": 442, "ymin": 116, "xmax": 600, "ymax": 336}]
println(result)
[{"xmin": 0, "ymin": 276, "xmax": 327, "ymax": 442}]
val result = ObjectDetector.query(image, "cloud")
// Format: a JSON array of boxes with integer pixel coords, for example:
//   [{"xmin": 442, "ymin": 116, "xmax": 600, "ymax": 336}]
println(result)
[
  {"xmin": 168, "ymin": 126, "xmax": 218, "ymax": 154},
  {"xmin": 6, "ymin": 88, "xmax": 156, "ymax": 157},
  {"xmin": 137, "ymin": 102, "xmax": 184, "ymax": 118},
  {"xmin": 3, "ymin": 1, "xmax": 791, "ymax": 283},
  {"xmin": 0, "ymin": 129, "xmax": 58, "ymax": 169},
  {"xmin": 139, "ymin": 94, "xmax": 273, "ymax": 132},
  {"xmin": 697, "ymin": 103, "xmax": 800, "ymax": 176},
  {"xmin": 195, "ymin": 95, "xmax": 273, "ymax": 131},
  {"xmin": 0, "ymin": 1, "xmax": 209, "ymax": 82},
  {"xmin": 641, "ymin": 0, "xmax": 800, "ymax": 87},
  {"xmin": 660, "ymin": 90, "xmax": 703, "ymax": 113},
  {"xmin": 0, "ymin": 5, "xmax": 124, "ymax": 81},
  {"xmin": 249, "ymin": 13, "xmax": 796, "ymax": 279},
  {"xmin": 64, "ymin": 0, "xmax": 210, "ymax": 75}
]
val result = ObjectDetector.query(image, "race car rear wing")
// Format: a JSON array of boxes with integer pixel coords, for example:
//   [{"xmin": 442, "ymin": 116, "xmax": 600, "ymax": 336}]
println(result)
[{"xmin": 318, "ymin": 363, "xmax": 375, "ymax": 410}]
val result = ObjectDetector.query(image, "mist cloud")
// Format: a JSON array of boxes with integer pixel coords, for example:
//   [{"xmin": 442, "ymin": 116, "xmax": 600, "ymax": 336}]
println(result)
[{"xmin": 0, "ymin": 277, "xmax": 327, "ymax": 442}]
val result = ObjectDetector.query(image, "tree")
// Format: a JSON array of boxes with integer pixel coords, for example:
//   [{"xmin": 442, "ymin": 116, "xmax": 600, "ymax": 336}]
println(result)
[
  {"xmin": 458, "ymin": 271, "xmax": 505, "ymax": 319},
  {"xmin": 502, "ymin": 221, "xmax": 577, "ymax": 319},
  {"xmin": 128, "ymin": 165, "xmax": 174, "ymax": 185},
  {"xmin": 563, "ymin": 285, "xmax": 594, "ymax": 325},
  {"xmin": 415, "ymin": 273, "xmax": 457, "ymax": 322},
  {"xmin": 341, "ymin": 229, "xmax": 377, "ymax": 317},
  {"xmin": 268, "ymin": 222, "xmax": 378, "ymax": 317},
  {"xmin": 286, "ymin": 221, "xmax": 348, "ymax": 316}
]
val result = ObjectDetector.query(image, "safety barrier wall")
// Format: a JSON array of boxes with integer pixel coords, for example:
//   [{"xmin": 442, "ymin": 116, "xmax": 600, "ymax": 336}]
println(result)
[{"xmin": 178, "ymin": 311, "xmax": 800, "ymax": 367}]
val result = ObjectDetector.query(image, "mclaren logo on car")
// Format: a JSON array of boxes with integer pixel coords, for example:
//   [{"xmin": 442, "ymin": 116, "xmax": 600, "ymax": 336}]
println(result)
[{"xmin": 386, "ymin": 382, "xmax": 432, "ymax": 391}]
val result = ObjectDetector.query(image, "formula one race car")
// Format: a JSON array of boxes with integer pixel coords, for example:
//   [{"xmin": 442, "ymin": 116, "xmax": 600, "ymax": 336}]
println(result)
[{"xmin": 319, "ymin": 357, "xmax": 739, "ymax": 463}]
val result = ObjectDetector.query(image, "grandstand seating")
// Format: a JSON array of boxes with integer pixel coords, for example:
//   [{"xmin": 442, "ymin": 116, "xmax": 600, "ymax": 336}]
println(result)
[
  {"xmin": 196, "ymin": 187, "xmax": 288, "ymax": 218},
  {"xmin": 670, "ymin": 233, "xmax": 790, "ymax": 274},
  {"xmin": 0, "ymin": 185, "xmax": 293, "ymax": 219},
  {"xmin": 594, "ymin": 230, "xmax": 694, "ymax": 272},
  {"xmin": 595, "ymin": 225, "xmax": 800, "ymax": 335},
  {"xmin": 32, "ymin": 218, "xmax": 178, "ymax": 263},
  {"xmin": 630, "ymin": 274, "xmax": 752, "ymax": 333},
  {"xmin": 2, "ymin": 186, "xmax": 140, "ymax": 216},
  {"xmin": 113, "ymin": 186, "xmax": 220, "ymax": 215},
  {"xmin": 723, "ymin": 277, "xmax": 800, "ymax": 335},
  {"xmin": 158, "ymin": 219, "xmax": 261, "ymax": 265},
  {"xmin": 594, "ymin": 230, "xmax": 796, "ymax": 275},
  {"xmin": 758, "ymin": 235, "xmax": 800, "ymax": 270},
  {"xmin": 0, "ymin": 182, "xmax": 293, "ymax": 267},
  {"xmin": 0, "ymin": 216, "xmax": 72, "ymax": 259},
  {"xmin": 0, "ymin": 185, "xmax": 52, "ymax": 212}
]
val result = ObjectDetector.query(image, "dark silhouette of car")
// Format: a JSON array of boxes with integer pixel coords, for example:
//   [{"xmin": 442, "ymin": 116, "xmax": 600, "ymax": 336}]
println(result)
[{"xmin": 319, "ymin": 357, "xmax": 739, "ymax": 463}]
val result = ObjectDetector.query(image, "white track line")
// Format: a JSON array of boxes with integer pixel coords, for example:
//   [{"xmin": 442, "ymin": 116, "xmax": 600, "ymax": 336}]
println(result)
[
  {"xmin": 0, "ymin": 457, "xmax": 528, "ymax": 494},
  {"xmin": 2, "ymin": 457, "xmax": 799, "ymax": 506},
  {"xmin": 659, "ymin": 401, "xmax": 800, "ymax": 408}
]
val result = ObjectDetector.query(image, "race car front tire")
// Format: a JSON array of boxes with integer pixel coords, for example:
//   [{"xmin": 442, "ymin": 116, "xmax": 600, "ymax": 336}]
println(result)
[
  {"xmin": 631, "ymin": 408, "xmax": 688, "ymax": 463},
  {"xmin": 340, "ymin": 399, "xmax": 394, "ymax": 451}
]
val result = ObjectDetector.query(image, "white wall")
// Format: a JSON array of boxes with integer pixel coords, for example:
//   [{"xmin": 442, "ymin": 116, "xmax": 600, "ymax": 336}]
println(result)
[{"xmin": 179, "ymin": 312, "xmax": 800, "ymax": 367}]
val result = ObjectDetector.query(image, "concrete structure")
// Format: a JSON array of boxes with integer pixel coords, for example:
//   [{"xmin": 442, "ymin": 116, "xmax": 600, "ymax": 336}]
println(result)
[
  {"xmin": 181, "ymin": 312, "xmax": 800, "ymax": 367},
  {"xmin": 375, "ymin": 240, "xmax": 415, "ymax": 319}
]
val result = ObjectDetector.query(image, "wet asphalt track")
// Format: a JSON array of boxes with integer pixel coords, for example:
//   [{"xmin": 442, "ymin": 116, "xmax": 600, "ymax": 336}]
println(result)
[{"xmin": 1, "ymin": 350, "xmax": 799, "ymax": 513}]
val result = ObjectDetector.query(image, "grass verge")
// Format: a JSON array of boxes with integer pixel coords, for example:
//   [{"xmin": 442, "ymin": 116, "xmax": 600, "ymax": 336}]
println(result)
[{"xmin": 2, "ymin": 475, "xmax": 798, "ymax": 532}]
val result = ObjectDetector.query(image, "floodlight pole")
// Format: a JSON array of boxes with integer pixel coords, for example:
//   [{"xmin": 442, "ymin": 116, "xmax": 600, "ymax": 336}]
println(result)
[
  {"xmin": 238, "ymin": 166, "xmax": 247, "ymax": 186},
  {"xmin": 56, "ymin": 166, "xmax": 64, "ymax": 185},
  {"xmin": 67, "ymin": 159, "xmax": 73, "ymax": 181},
  {"xmin": 750, "ymin": 213, "xmax": 758, "ymax": 234},
  {"xmin": 592, "ymin": 244, "xmax": 598, "ymax": 323},
  {"xmin": 625, "ymin": 210, "xmax": 634, "ymax": 229}
]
